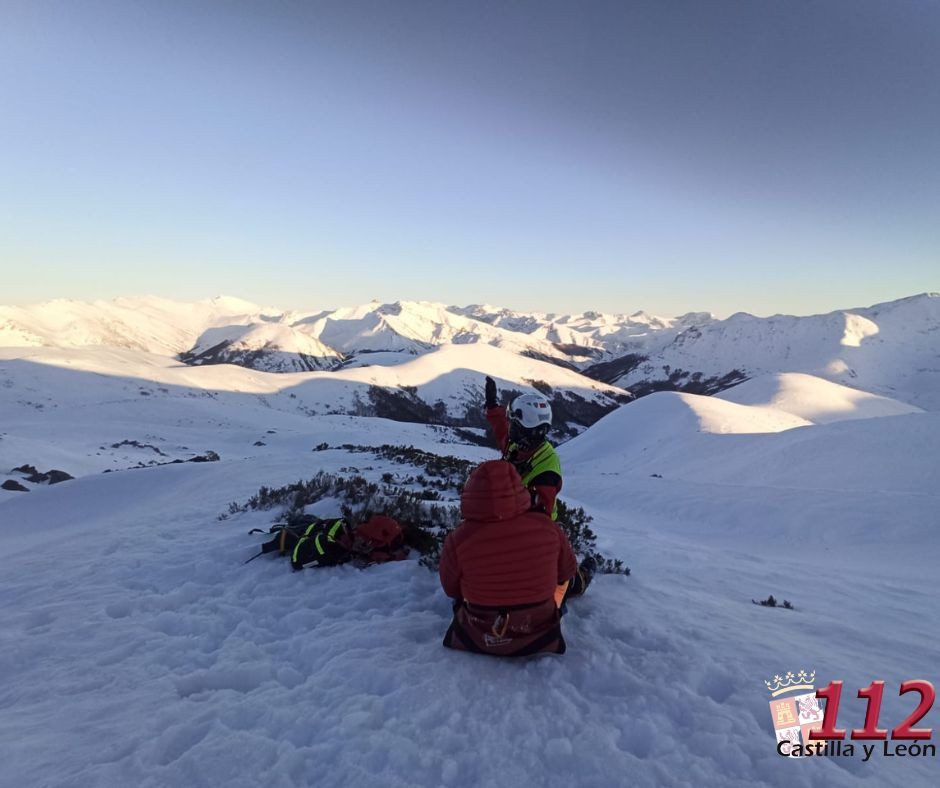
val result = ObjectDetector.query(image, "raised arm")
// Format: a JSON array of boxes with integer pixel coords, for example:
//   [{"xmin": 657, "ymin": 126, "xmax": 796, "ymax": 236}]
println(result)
[{"xmin": 484, "ymin": 376, "xmax": 510, "ymax": 454}]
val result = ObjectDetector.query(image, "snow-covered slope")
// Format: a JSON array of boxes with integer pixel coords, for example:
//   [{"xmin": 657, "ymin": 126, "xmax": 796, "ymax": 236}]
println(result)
[
  {"xmin": 293, "ymin": 300, "xmax": 587, "ymax": 365},
  {"xmin": 561, "ymin": 390, "xmax": 936, "ymax": 496},
  {"xmin": 0, "ymin": 342, "xmax": 624, "ymax": 412},
  {"xmin": 562, "ymin": 391, "xmax": 811, "ymax": 462},
  {"xmin": 1, "ymin": 340, "xmax": 937, "ymax": 786},
  {"xmin": 0, "ymin": 295, "xmax": 273, "ymax": 355},
  {"xmin": 0, "ymin": 341, "xmax": 627, "ymax": 493},
  {"xmin": 716, "ymin": 372, "xmax": 923, "ymax": 424},
  {"xmin": 612, "ymin": 293, "xmax": 940, "ymax": 410},
  {"xmin": 182, "ymin": 321, "xmax": 344, "ymax": 372},
  {"xmin": 0, "ymin": 297, "xmax": 606, "ymax": 370},
  {"xmin": 450, "ymin": 303, "xmax": 715, "ymax": 356}
]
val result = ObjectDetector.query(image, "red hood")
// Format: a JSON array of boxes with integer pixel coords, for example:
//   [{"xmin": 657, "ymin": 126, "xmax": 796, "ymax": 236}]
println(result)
[{"xmin": 460, "ymin": 460, "xmax": 532, "ymax": 522}]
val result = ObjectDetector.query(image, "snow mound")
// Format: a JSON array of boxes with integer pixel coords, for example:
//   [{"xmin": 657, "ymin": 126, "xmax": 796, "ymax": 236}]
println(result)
[
  {"xmin": 696, "ymin": 411, "xmax": 939, "ymax": 494},
  {"xmin": 562, "ymin": 392, "xmax": 936, "ymax": 496},
  {"xmin": 717, "ymin": 373, "xmax": 923, "ymax": 424},
  {"xmin": 562, "ymin": 391, "xmax": 810, "ymax": 466}
]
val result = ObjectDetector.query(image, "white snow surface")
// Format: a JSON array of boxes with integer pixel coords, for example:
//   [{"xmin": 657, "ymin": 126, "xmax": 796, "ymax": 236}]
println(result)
[
  {"xmin": 450, "ymin": 303, "xmax": 715, "ymax": 354},
  {"xmin": 717, "ymin": 372, "xmax": 924, "ymax": 424},
  {"xmin": 0, "ymin": 342, "xmax": 622, "ymax": 446},
  {"xmin": 1, "ymin": 299, "xmax": 939, "ymax": 787},
  {"xmin": 0, "ymin": 295, "xmax": 271, "ymax": 355},
  {"xmin": 188, "ymin": 322, "xmax": 344, "ymax": 371},
  {"xmin": 616, "ymin": 293, "xmax": 940, "ymax": 410}
]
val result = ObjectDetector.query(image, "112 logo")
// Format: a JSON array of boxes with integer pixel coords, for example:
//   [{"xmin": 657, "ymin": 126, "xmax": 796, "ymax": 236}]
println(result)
[
  {"xmin": 810, "ymin": 680, "xmax": 934, "ymax": 740},
  {"xmin": 767, "ymin": 671, "xmax": 935, "ymax": 758}
]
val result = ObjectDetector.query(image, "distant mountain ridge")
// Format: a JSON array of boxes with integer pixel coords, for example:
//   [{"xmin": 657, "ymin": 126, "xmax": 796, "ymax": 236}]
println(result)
[
  {"xmin": 0, "ymin": 296, "xmax": 714, "ymax": 364},
  {"xmin": 2, "ymin": 292, "xmax": 938, "ymax": 409},
  {"xmin": 610, "ymin": 293, "xmax": 940, "ymax": 410}
]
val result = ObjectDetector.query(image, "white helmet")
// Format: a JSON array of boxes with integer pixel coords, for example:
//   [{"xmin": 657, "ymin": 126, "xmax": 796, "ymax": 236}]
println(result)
[{"xmin": 508, "ymin": 393, "xmax": 553, "ymax": 429}]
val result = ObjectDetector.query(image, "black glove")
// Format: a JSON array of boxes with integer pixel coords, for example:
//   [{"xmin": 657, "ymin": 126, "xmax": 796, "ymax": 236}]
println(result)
[{"xmin": 484, "ymin": 376, "xmax": 497, "ymax": 409}]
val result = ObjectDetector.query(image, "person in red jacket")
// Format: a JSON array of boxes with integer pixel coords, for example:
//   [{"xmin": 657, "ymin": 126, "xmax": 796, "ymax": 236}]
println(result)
[
  {"xmin": 484, "ymin": 376, "xmax": 562, "ymax": 520},
  {"xmin": 440, "ymin": 460, "xmax": 586, "ymax": 657}
]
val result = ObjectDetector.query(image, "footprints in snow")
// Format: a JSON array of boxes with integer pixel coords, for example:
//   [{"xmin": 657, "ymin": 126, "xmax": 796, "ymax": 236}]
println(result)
[
  {"xmin": 152, "ymin": 720, "xmax": 212, "ymax": 766},
  {"xmin": 105, "ymin": 601, "xmax": 132, "ymax": 619},
  {"xmin": 173, "ymin": 665, "xmax": 272, "ymax": 698}
]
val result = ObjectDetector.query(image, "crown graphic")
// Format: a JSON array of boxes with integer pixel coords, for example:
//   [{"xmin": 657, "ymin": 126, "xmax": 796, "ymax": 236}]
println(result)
[{"xmin": 765, "ymin": 670, "xmax": 816, "ymax": 697}]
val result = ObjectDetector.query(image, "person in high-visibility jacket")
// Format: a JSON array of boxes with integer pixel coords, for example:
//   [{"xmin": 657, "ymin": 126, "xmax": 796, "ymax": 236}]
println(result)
[
  {"xmin": 483, "ymin": 376, "xmax": 593, "ymax": 607},
  {"xmin": 484, "ymin": 376, "xmax": 562, "ymax": 521}
]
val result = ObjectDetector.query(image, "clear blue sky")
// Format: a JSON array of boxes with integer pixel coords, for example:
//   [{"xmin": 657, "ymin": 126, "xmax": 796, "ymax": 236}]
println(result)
[{"xmin": 1, "ymin": 0, "xmax": 937, "ymax": 317}]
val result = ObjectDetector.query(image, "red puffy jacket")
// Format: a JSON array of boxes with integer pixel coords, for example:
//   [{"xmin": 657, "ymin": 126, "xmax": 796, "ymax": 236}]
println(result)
[{"xmin": 439, "ymin": 460, "xmax": 576, "ymax": 607}]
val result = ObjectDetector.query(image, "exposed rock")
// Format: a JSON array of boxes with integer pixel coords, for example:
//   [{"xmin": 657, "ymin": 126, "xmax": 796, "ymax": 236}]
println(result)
[
  {"xmin": 110, "ymin": 440, "xmax": 168, "ymax": 456},
  {"xmin": 2, "ymin": 480, "xmax": 29, "ymax": 492},
  {"xmin": 11, "ymin": 465, "xmax": 74, "ymax": 484},
  {"xmin": 169, "ymin": 450, "xmax": 220, "ymax": 464},
  {"xmin": 46, "ymin": 470, "xmax": 75, "ymax": 484}
]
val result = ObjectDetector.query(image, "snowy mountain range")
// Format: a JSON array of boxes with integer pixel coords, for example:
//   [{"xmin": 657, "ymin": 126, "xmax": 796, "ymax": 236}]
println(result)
[
  {"xmin": 3, "ymin": 292, "xmax": 938, "ymax": 410},
  {"xmin": 0, "ymin": 295, "xmax": 709, "ymax": 366},
  {"xmin": 1, "ymin": 291, "xmax": 938, "ymax": 786}
]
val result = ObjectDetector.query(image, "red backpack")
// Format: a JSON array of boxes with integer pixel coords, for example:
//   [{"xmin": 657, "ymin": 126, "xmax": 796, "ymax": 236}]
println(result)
[{"xmin": 354, "ymin": 515, "xmax": 409, "ymax": 563}]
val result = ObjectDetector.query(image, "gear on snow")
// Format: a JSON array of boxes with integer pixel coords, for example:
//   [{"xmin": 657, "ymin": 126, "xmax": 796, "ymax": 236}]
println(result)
[{"xmin": 245, "ymin": 514, "xmax": 408, "ymax": 570}]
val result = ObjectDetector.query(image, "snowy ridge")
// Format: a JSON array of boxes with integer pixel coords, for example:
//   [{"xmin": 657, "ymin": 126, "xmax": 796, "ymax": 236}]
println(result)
[
  {"xmin": 716, "ymin": 372, "xmax": 923, "ymax": 424},
  {"xmin": 182, "ymin": 322, "xmax": 343, "ymax": 372},
  {"xmin": 294, "ymin": 300, "xmax": 578, "ymax": 363},
  {"xmin": 449, "ymin": 303, "xmax": 716, "ymax": 356},
  {"xmin": 2, "ymin": 294, "xmax": 938, "ymax": 413},
  {"xmin": 0, "ymin": 296, "xmax": 633, "ymax": 440},
  {"xmin": 561, "ymin": 389, "xmax": 935, "ymax": 495},
  {"xmin": 0, "ymin": 341, "xmax": 626, "ymax": 493},
  {"xmin": 0, "ymin": 295, "xmax": 271, "ymax": 356},
  {"xmin": 615, "ymin": 292, "xmax": 940, "ymax": 410},
  {"xmin": 0, "ymin": 342, "xmax": 623, "ymax": 416}
]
